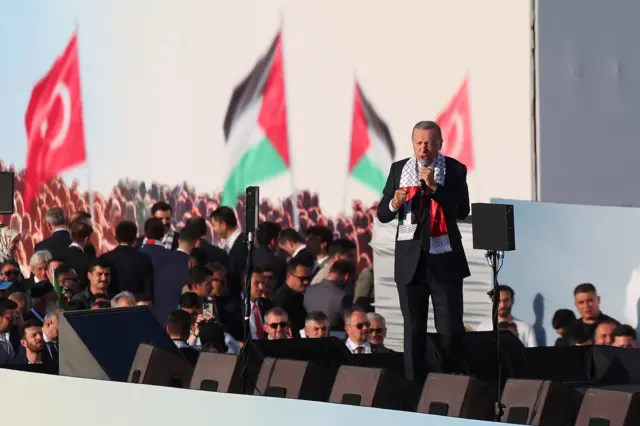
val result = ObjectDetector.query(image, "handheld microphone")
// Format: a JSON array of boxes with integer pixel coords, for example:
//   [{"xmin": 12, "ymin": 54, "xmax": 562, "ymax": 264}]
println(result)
[{"xmin": 418, "ymin": 159, "xmax": 428, "ymax": 193}]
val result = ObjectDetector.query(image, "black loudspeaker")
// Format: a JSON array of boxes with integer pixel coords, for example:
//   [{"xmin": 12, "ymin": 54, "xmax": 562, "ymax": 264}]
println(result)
[
  {"xmin": 417, "ymin": 374, "xmax": 495, "ymax": 420},
  {"xmin": 246, "ymin": 336, "xmax": 351, "ymax": 369},
  {"xmin": 0, "ymin": 172, "xmax": 14, "ymax": 214},
  {"xmin": 471, "ymin": 203, "xmax": 515, "ymax": 251},
  {"xmin": 127, "ymin": 343, "xmax": 193, "ymax": 388},
  {"xmin": 501, "ymin": 379, "xmax": 583, "ymax": 426},
  {"xmin": 59, "ymin": 306, "xmax": 185, "ymax": 382},
  {"xmin": 575, "ymin": 389, "xmax": 640, "ymax": 426},
  {"xmin": 189, "ymin": 352, "xmax": 260, "ymax": 394},
  {"xmin": 245, "ymin": 186, "xmax": 259, "ymax": 233},
  {"xmin": 255, "ymin": 357, "xmax": 337, "ymax": 401},
  {"xmin": 329, "ymin": 366, "xmax": 414, "ymax": 410}
]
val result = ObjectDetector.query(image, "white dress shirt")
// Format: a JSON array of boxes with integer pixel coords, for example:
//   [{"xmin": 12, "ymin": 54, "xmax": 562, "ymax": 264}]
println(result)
[
  {"xmin": 476, "ymin": 318, "xmax": 538, "ymax": 348},
  {"xmin": 345, "ymin": 338, "xmax": 372, "ymax": 354},
  {"xmin": 224, "ymin": 228, "xmax": 243, "ymax": 254}
]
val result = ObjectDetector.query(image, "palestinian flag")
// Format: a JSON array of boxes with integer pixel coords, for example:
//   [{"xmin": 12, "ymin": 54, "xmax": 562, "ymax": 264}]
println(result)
[
  {"xmin": 348, "ymin": 82, "xmax": 395, "ymax": 193},
  {"xmin": 221, "ymin": 32, "xmax": 290, "ymax": 207}
]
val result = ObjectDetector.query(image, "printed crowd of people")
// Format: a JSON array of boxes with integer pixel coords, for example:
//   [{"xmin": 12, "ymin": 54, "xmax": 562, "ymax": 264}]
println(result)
[
  {"xmin": 0, "ymin": 200, "xmax": 389, "ymax": 365},
  {"xmin": 0, "ymin": 164, "xmax": 375, "ymax": 279}
]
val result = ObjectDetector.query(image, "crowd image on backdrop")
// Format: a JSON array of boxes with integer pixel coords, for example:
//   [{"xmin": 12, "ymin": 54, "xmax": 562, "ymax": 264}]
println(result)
[{"xmin": 0, "ymin": 163, "xmax": 637, "ymax": 368}]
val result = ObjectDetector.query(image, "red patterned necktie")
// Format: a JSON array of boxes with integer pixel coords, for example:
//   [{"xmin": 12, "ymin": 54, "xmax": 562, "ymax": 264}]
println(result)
[{"xmin": 253, "ymin": 303, "xmax": 264, "ymax": 340}]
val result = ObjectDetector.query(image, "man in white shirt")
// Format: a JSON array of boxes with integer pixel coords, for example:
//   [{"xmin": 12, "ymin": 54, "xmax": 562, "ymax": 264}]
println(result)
[
  {"xmin": 476, "ymin": 285, "xmax": 537, "ymax": 348},
  {"xmin": 344, "ymin": 307, "xmax": 372, "ymax": 354}
]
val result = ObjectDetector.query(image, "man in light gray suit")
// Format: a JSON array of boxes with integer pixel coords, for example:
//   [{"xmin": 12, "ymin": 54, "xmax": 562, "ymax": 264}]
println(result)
[{"xmin": 303, "ymin": 260, "xmax": 353, "ymax": 331}]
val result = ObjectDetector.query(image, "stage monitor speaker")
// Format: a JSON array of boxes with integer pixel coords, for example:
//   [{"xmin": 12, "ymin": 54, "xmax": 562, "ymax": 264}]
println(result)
[
  {"xmin": 574, "ymin": 389, "xmax": 640, "ymax": 426},
  {"xmin": 255, "ymin": 357, "xmax": 337, "ymax": 402},
  {"xmin": 428, "ymin": 331, "xmax": 530, "ymax": 385},
  {"xmin": 471, "ymin": 203, "xmax": 515, "ymax": 251},
  {"xmin": 59, "ymin": 306, "xmax": 185, "ymax": 382},
  {"xmin": 526, "ymin": 346, "xmax": 592, "ymax": 384},
  {"xmin": 190, "ymin": 352, "xmax": 260, "ymax": 394},
  {"xmin": 329, "ymin": 366, "xmax": 415, "ymax": 411},
  {"xmin": 0, "ymin": 171, "xmax": 14, "ymax": 214},
  {"xmin": 245, "ymin": 186, "xmax": 259, "ymax": 233},
  {"xmin": 417, "ymin": 373, "xmax": 494, "ymax": 420},
  {"xmin": 501, "ymin": 379, "xmax": 582, "ymax": 425},
  {"xmin": 246, "ymin": 337, "xmax": 351, "ymax": 369},
  {"xmin": 128, "ymin": 343, "xmax": 193, "ymax": 388}
]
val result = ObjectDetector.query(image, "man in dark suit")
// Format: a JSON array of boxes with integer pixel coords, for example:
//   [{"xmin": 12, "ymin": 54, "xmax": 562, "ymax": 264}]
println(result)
[
  {"xmin": 186, "ymin": 216, "xmax": 229, "ymax": 267},
  {"xmin": 376, "ymin": 120, "xmax": 470, "ymax": 383},
  {"xmin": 253, "ymin": 221, "xmax": 287, "ymax": 291},
  {"xmin": 277, "ymin": 228, "xmax": 315, "ymax": 269},
  {"xmin": 150, "ymin": 225, "xmax": 199, "ymax": 325},
  {"xmin": 61, "ymin": 221, "xmax": 96, "ymax": 291},
  {"xmin": 34, "ymin": 207, "xmax": 70, "ymax": 260},
  {"xmin": 303, "ymin": 260, "xmax": 353, "ymax": 331},
  {"xmin": 101, "ymin": 221, "xmax": 154, "ymax": 300},
  {"xmin": 210, "ymin": 206, "xmax": 247, "ymax": 298}
]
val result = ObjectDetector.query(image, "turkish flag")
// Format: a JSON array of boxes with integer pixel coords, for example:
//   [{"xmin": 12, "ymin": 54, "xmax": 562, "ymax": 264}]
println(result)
[
  {"xmin": 436, "ymin": 77, "xmax": 475, "ymax": 172},
  {"xmin": 24, "ymin": 33, "xmax": 86, "ymax": 206}
]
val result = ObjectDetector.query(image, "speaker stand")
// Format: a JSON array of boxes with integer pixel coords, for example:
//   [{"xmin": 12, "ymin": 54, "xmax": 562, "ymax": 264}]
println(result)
[
  {"xmin": 240, "ymin": 230, "xmax": 255, "ymax": 393},
  {"xmin": 486, "ymin": 249, "xmax": 505, "ymax": 422}
]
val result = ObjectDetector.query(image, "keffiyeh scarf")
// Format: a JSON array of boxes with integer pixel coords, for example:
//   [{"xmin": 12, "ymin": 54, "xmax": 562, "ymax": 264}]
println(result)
[{"xmin": 397, "ymin": 154, "xmax": 452, "ymax": 254}]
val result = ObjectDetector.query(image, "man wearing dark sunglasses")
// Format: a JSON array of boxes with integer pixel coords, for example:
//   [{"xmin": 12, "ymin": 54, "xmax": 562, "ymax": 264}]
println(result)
[
  {"xmin": 0, "ymin": 261, "xmax": 25, "ymax": 293},
  {"xmin": 344, "ymin": 307, "xmax": 372, "ymax": 354},
  {"xmin": 271, "ymin": 258, "xmax": 311, "ymax": 333},
  {"xmin": 263, "ymin": 307, "xmax": 291, "ymax": 340}
]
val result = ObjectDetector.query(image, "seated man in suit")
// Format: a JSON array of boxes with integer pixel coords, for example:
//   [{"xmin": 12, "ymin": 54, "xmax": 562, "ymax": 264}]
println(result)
[
  {"xmin": 344, "ymin": 306, "xmax": 378, "ymax": 354},
  {"xmin": 300, "ymin": 311, "xmax": 330, "ymax": 338},
  {"xmin": 367, "ymin": 312, "xmax": 393, "ymax": 353}
]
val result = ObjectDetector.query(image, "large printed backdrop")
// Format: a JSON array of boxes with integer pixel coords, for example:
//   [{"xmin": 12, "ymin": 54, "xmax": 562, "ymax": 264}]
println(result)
[{"xmin": 0, "ymin": 0, "xmax": 534, "ymax": 273}]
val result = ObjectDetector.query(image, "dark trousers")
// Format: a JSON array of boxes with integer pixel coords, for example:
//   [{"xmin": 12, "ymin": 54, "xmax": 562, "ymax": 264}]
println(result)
[{"xmin": 396, "ymin": 251, "xmax": 465, "ymax": 383}]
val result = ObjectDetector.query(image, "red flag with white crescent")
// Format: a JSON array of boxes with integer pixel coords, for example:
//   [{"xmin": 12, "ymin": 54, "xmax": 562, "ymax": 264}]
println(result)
[
  {"xmin": 24, "ymin": 33, "xmax": 86, "ymax": 206},
  {"xmin": 437, "ymin": 77, "xmax": 474, "ymax": 172}
]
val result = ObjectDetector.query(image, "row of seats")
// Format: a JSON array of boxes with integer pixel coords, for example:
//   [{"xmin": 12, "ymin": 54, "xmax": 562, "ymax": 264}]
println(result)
[{"xmin": 127, "ymin": 344, "xmax": 640, "ymax": 425}]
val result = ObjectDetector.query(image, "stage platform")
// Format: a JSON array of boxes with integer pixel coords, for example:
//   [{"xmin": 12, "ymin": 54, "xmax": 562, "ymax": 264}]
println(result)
[{"xmin": 2, "ymin": 369, "xmax": 520, "ymax": 426}]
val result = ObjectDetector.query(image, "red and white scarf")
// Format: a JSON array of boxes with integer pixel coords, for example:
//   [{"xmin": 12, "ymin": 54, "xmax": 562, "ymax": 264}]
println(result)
[{"xmin": 397, "ymin": 154, "xmax": 452, "ymax": 254}]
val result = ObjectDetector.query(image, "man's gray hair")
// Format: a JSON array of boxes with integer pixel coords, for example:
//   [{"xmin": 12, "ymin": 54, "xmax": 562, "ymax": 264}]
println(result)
[
  {"xmin": 44, "ymin": 310, "xmax": 59, "ymax": 322},
  {"xmin": 45, "ymin": 207, "xmax": 67, "ymax": 227},
  {"xmin": 30, "ymin": 250, "xmax": 52, "ymax": 268},
  {"xmin": 110, "ymin": 291, "xmax": 136, "ymax": 308},
  {"xmin": 367, "ymin": 312, "xmax": 386, "ymax": 328},
  {"xmin": 264, "ymin": 306, "xmax": 288, "ymax": 323},
  {"xmin": 343, "ymin": 306, "xmax": 367, "ymax": 325},
  {"xmin": 412, "ymin": 120, "xmax": 442, "ymax": 139}
]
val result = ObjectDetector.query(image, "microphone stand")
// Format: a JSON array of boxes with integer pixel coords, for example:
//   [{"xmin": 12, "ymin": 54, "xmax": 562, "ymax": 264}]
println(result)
[
  {"xmin": 486, "ymin": 249, "xmax": 505, "ymax": 422},
  {"xmin": 240, "ymin": 230, "xmax": 255, "ymax": 393}
]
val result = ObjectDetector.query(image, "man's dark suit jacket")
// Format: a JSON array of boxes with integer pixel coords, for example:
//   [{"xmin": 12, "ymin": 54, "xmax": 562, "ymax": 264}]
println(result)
[
  {"xmin": 377, "ymin": 156, "xmax": 471, "ymax": 285},
  {"xmin": 140, "ymin": 244, "xmax": 188, "ymax": 324},
  {"xmin": 61, "ymin": 245, "xmax": 96, "ymax": 291},
  {"xmin": 292, "ymin": 248, "xmax": 315, "ymax": 269},
  {"xmin": 227, "ymin": 234, "xmax": 249, "ymax": 297},
  {"xmin": 198, "ymin": 239, "xmax": 229, "ymax": 267},
  {"xmin": 271, "ymin": 285, "xmax": 307, "ymax": 334},
  {"xmin": 303, "ymin": 279, "xmax": 353, "ymax": 331},
  {"xmin": 101, "ymin": 245, "xmax": 154, "ymax": 299},
  {"xmin": 34, "ymin": 230, "xmax": 71, "ymax": 259},
  {"xmin": 253, "ymin": 246, "xmax": 287, "ymax": 290}
]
